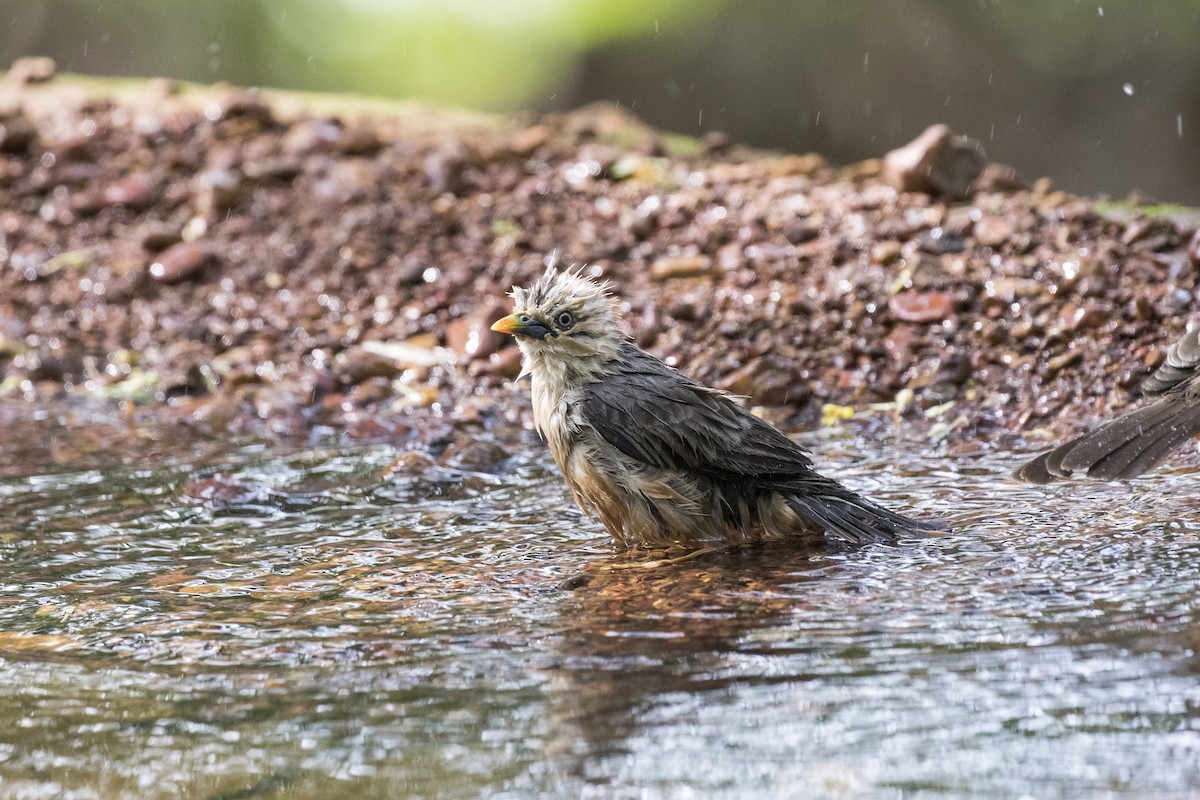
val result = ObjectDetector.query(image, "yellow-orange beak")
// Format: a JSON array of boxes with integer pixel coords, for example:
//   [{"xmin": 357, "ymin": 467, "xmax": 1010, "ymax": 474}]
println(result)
[
  {"xmin": 490, "ymin": 313, "xmax": 552, "ymax": 340},
  {"xmin": 490, "ymin": 314, "xmax": 521, "ymax": 335}
]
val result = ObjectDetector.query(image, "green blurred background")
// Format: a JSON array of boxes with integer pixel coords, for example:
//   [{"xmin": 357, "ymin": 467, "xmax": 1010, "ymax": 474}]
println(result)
[{"xmin": 5, "ymin": 0, "xmax": 1199, "ymax": 203}]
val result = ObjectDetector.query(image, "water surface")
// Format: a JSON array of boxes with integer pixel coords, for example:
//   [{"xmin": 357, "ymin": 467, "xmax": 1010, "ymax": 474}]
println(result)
[{"xmin": 0, "ymin": 402, "xmax": 1198, "ymax": 799}]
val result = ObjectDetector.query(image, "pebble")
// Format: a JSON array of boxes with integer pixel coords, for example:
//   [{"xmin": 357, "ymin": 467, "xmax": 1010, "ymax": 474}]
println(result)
[
  {"xmin": 889, "ymin": 290, "xmax": 954, "ymax": 323},
  {"xmin": 883, "ymin": 123, "xmax": 987, "ymax": 199},
  {"xmin": 148, "ymin": 242, "xmax": 216, "ymax": 283},
  {"xmin": 973, "ymin": 217, "xmax": 1015, "ymax": 248},
  {"xmin": 103, "ymin": 172, "xmax": 156, "ymax": 210},
  {"xmin": 184, "ymin": 474, "xmax": 273, "ymax": 507},
  {"xmin": 650, "ymin": 255, "xmax": 714, "ymax": 280},
  {"xmin": 0, "ymin": 114, "xmax": 38, "ymax": 154}
]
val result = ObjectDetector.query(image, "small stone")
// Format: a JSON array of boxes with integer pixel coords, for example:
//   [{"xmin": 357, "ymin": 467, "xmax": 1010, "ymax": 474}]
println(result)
[
  {"xmin": 1188, "ymin": 230, "xmax": 1200, "ymax": 268},
  {"xmin": 973, "ymin": 217, "xmax": 1015, "ymax": 248},
  {"xmin": 103, "ymin": 172, "xmax": 156, "ymax": 210},
  {"xmin": 338, "ymin": 126, "xmax": 383, "ymax": 157},
  {"xmin": 333, "ymin": 346, "xmax": 404, "ymax": 384},
  {"xmin": 650, "ymin": 255, "xmax": 713, "ymax": 280},
  {"xmin": 889, "ymin": 290, "xmax": 954, "ymax": 323},
  {"xmin": 1046, "ymin": 348, "xmax": 1084, "ymax": 373},
  {"xmin": 0, "ymin": 114, "xmax": 37, "ymax": 154},
  {"xmin": 195, "ymin": 168, "xmax": 243, "ymax": 216},
  {"xmin": 883, "ymin": 123, "xmax": 987, "ymax": 199},
  {"xmin": 184, "ymin": 474, "xmax": 272, "ymax": 507},
  {"xmin": 140, "ymin": 223, "xmax": 184, "ymax": 252},
  {"xmin": 1057, "ymin": 302, "xmax": 1109, "ymax": 332},
  {"xmin": 439, "ymin": 437, "xmax": 510, "ymax": 470},
  {"xmin": 148, "ymin": 242, "xmax": 216, "ymax": 283},
  {"xmin": 445, "ymin": 301, "xmax": 507, "ymax": 363},
  {"xmin": 870, "ymin": 241, "xmax": 902, "ymax": 265},
  {"xmin": 509, "ymin": 123, "xmax": 551, "ymax": 156},
  {"xmin": 974, "ymin": 163, "xmax": 1026, "ymax": 193},
  {"xmin": 345, "ymin": 416, "xmax": 413, "ymax": 442},
  {"xmin": 485, "ymin": 347, "xmax": 524, "ymax": 379}
]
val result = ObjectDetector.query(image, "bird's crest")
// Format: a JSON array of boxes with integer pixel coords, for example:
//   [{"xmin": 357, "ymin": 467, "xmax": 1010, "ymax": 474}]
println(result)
[{"xmin": 510, "ymin": 264, "xmax": 613, "ymax": 314}]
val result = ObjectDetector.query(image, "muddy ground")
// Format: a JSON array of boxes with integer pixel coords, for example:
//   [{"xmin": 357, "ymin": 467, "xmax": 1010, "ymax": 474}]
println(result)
[{"xmin": 2, "ymin": 63, "xmax": 1198, "ymax": 464}]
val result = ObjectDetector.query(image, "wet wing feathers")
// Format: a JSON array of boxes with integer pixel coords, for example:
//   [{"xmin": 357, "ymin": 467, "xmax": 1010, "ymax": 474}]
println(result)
[
  {"xmin": 1015, "ymin": 327, "xmax": 1200, "ymax": 483},
  {"xmin": 1143, "ymin": 327, "xmax": 1200, "ymax": 396},
  {"xmin": 580, "ymin": 344, "xmax": 815, "ymax": 479}
]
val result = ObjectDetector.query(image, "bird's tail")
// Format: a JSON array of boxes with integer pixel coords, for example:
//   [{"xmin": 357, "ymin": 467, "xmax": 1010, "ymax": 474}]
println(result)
[
  {"xmin": 782, "ymin": 484, "xmax": 946, "ymax": 547},
  {"xmin": 1014, "ymin": 397, "xmax": 1200, "ymax": 483}
]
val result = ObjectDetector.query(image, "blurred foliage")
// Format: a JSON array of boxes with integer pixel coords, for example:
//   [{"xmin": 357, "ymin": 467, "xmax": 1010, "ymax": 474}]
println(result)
[
  {"xmin": 9, "ymin": 0, "xmax": 719, "ymax": 110},
  {"xmin": 5, "ymin": 0, "xmax": 1200, "ymax": 201}
]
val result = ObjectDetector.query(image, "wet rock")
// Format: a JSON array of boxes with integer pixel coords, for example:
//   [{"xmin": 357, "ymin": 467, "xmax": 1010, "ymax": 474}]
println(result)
[
  {"xmin": 52, "ymin": 135, "xmax": 95, "ymax": 163},
  {"xmin": 0, "ymin": 113, "xmax": 37, "ymax": 154},
  {"xmin": 345, "ymin": 376, "xmax": 395, "ymax": 406},
  {"xmin": 102, "ymin": 172, "xmax": 157, "ymax": 210},
  {"xmin": 139, "ymin": 223, "xmax": 184, "ymax": 252},
  {"xmin": 717, "ymin": 355, "xmax": 810, "ymax": 406},
  {"xmin": 889, "ymin": 290, "xmax": 954, "ymax": 323},
  {"xmin": 916, "ymin": 227, "xmax": 966, "ymax": 255},
  {"xmin": 333, "ymin": 346, "xmax": 404, "ymax": 384},
  {"xmin": 716, "ymin": 242, "xmax": 744, "ymax": 271},
  {"xmin": 184, "ymin": 474, "xmax": 274, "ymax": 507},
  {"xmin": 424, "ymin": 143, "xmax": 473, "ymax": 195},
  {"xmin": 883, "ymin": 123, "xmax": 987, "ymax": 199},
  {"xmin": 345, "ymin": 415, "xmax": 413, "ymax": 442},
  {"xmin": 148, "ymin": 242, "xmax": 216, "ymax": 283},
  {"xmin": 194, "ymin": 168, "xmax": 244, "ymax": 216},
  {"xmin": 1045, "ymin": 347, "xmax": 1084, "ymax": 374},
  {"xmin": 1056, "ymin": 302, "xmax": 1109, "ymax": 333},
  {"xmin": 484, "ymin": 347, "xmax": 524, "ymax": 380},
  {"xmin": 1188, "ymin": 230, "xmax": 1200, "ymax": 268},
  {"xmin": 870, "ymin": 241, "xmax": 902, "ymax": 265},
  {"xmin": 974, "ymin": 162, "xmax": 1026, "ymax": 193},
  {"xmin": 650, "ymin": 255, "xmax": 714, "ymax": 280},
  {"xmin": 509, "ymin": 123, "xmax": 551, "ymax": 156},
  {"xmin": 338, "ymin": 125, "xmax": 384, "ymax": 157},
  {"xmin": 973, "ymin": 217, "xmax": 1016, "ymax": 249},
  {"xmin": 438, "ymin": 436, "xmax": 510, "ymax": 471},
  {"xmin": 446, "ymin": 300, "xmax": 507, "ymax": 363}
]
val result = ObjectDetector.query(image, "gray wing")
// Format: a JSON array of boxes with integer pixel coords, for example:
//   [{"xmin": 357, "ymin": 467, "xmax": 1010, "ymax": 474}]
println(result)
[
  {"xmin": 580, "ymin": 343, "xmax": 816, "ymax": 480},
  {"xmin": 1015, "ymin": 327, "xmax": 1200, "ymax": 483},
  {"xmin": 1142, "ymin": 327, "xmax": 1200, "ymax": 396}
]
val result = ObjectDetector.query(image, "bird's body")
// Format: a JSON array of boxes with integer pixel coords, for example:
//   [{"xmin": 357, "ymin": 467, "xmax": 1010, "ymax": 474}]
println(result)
[
  {"xmin": 1016, "ymin": 327, "xmax": 1200, "ymax": 483},
  {"xmin": 492, "ymin": 267, "xmax": 938, "ymax": 548}
]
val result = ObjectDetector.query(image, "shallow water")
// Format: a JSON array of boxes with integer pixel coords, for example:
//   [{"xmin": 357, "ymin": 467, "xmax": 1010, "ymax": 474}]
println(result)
[{"xmin": 0, "ymin": 403, "xmax": 1198, "ymax": 799}]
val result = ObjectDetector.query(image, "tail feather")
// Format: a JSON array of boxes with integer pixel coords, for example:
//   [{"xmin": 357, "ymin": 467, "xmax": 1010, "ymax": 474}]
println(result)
[
  {"xmin": 1015, "ymin": 397, "xmax": 1200, "ymax": 483},
  {"xmin": 784, "ymin": 488, "xmax": 945, "ymax": 547}
]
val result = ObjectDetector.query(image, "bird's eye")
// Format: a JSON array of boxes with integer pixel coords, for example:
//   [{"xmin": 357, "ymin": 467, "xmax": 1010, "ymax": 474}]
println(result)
[{"xmin": 556, "ymin": 311, "xmax": 575, "ymax": 330}]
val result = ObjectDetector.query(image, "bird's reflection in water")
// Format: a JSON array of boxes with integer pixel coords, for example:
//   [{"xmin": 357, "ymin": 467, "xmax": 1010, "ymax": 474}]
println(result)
[{"xmin": 540, "ymin": 540, "xmax": 868, "ymax": 786}]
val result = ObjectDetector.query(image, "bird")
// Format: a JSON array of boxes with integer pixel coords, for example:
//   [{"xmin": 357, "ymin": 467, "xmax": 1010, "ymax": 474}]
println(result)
[
  {"xmin": 489, "ymin": 266, "xmax": 941, "ymax": 549},
  {"xmin": 1015, "ymin": 326, "xmax": 1200, "ymax": 483}
]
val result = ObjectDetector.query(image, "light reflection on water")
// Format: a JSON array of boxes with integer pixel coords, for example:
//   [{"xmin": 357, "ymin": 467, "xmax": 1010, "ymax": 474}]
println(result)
[{"xmin": 0, "ymin": 404, "xmax": 1198, "ymax": 799}]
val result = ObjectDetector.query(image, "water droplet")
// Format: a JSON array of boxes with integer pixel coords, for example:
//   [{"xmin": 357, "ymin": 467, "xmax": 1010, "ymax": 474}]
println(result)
[{"xmin": 1122, "ymin": 83, "xmax": 1134, "ymax": 96}]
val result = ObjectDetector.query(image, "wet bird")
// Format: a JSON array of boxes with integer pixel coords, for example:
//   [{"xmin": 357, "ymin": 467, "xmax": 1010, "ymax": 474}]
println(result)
[
  {"xmin": 1016, "ymin": 327, "xmax": 1200, "ymax": 483},
  {"xmin": 490, "ymin": 267, "xmax": 939, "ymax": 548}
]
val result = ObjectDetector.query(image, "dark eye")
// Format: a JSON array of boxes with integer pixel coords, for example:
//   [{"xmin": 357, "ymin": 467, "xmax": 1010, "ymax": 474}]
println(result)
[{"xmin": 556, "ymin": 310, "xmax": 575, "ymax": 330}]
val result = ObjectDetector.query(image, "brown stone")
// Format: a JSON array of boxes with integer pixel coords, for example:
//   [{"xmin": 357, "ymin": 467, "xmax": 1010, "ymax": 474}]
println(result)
[{"xmin": 883, "ymin": 123, "xmax": 987, "ymax": 199}]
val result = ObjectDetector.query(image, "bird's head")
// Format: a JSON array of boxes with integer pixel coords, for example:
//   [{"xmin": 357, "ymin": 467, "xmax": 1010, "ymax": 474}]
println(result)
[{"xmin": 491, "ymin": 266, "xmax": 624, "ymax": 378}]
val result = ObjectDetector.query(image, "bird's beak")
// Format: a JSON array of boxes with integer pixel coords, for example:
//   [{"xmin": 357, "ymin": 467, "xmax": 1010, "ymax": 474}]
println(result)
[{"xmin": 490, "ymin": 313, "xmax": 552, "ymax": 340}]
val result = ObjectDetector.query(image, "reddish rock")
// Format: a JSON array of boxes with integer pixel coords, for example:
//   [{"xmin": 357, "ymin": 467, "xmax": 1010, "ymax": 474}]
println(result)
[
  {"xmin": 883, "ymin": 123, "xmax": 987, "ymax": 199},
  {"xmin": 148, "ymin": 242, "xmax": 216, "ymax": 283},
  {"xmin": 650, "ymin": 255, "xmax": 714, "ymax": 280},
  {"xmin": 103, "ymin": 172, "xmax": 156, "ymax": 210},
  {"xmin": 889, "ymin": 290, "xmax": 954, "ymax": 323}
]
